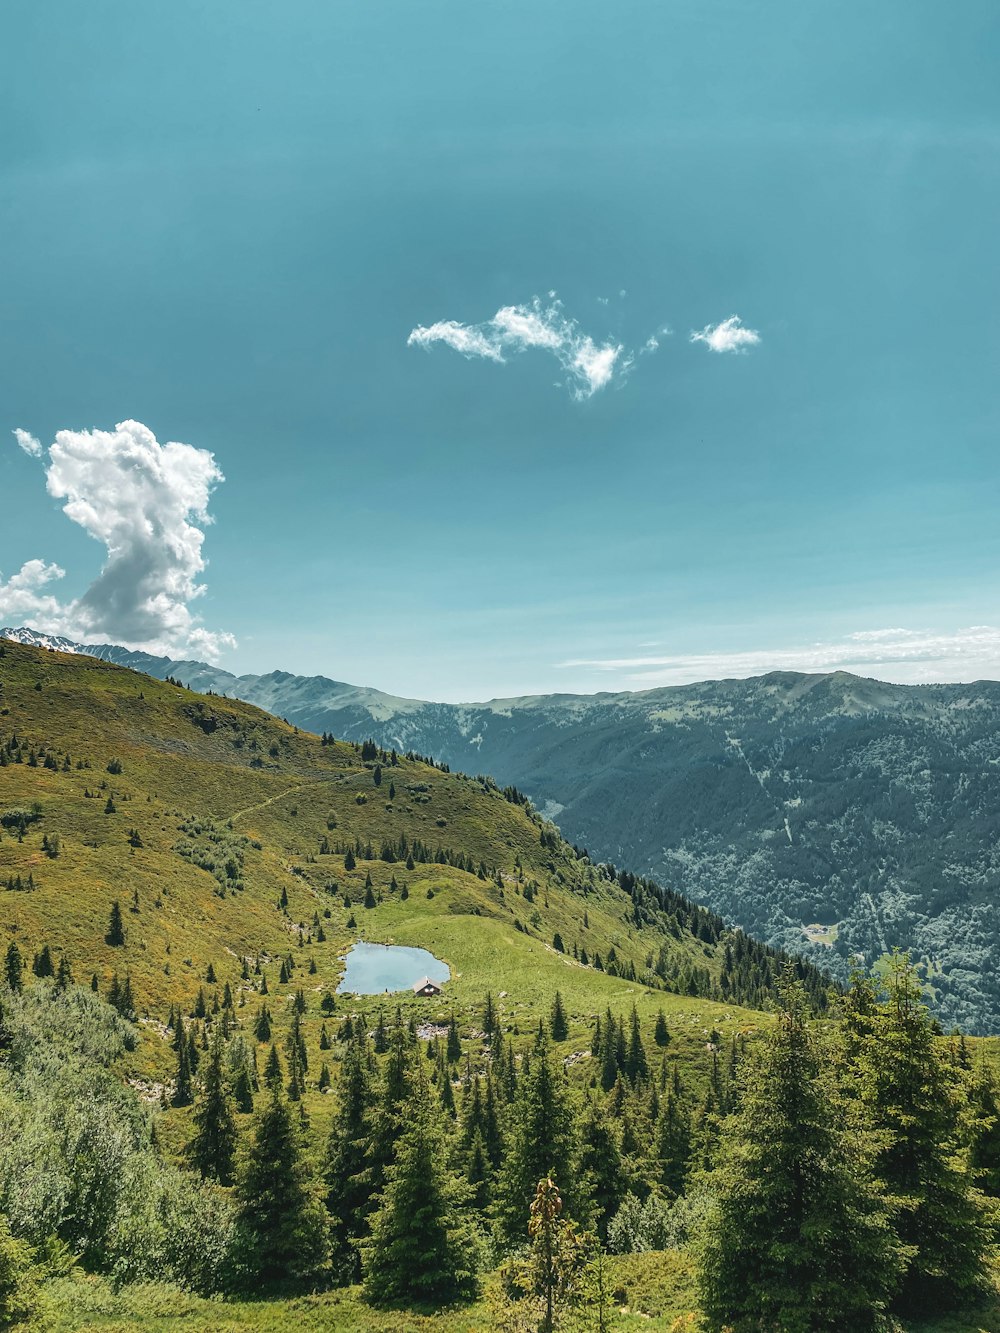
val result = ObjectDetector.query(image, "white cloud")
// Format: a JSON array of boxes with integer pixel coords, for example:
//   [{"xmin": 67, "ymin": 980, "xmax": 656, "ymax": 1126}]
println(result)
[
  {"xmin": 690, "ymin": 315, "xmax": 761, "ymax": 354},
  {"xmin": 0, "ymin": 559, "xmax": 67, "ymax": 622},
  {"xmin": 557, "ymin": 626, "xmax": 1000, "ymax": 688},
  {"xmin": 13, "ymin": 428, "xmax": 42, "ymax": 457},
  {"xmin": 405, "ymin": 320, "xmax": 505, "ymax": 362},
  {"xmin": 408, "ymin": 295, "xmax": 629, "ymax": 401},
  {"xmin": 2, "ymin": 420, "xmax": 235, "ymax": 660}
]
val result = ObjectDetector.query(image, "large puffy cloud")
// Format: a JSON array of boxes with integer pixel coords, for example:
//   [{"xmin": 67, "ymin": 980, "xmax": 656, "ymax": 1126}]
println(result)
[
  {"xmin": 408, "ymin": 295, "xmax": 629, "ymax": 400},
  {"xmin": 689, "ymin": 315, "xmax": 761, "ymax": 353},
  {"xmin": 1, "ymin": 420, "xmax": 234, "ymax": 659}
]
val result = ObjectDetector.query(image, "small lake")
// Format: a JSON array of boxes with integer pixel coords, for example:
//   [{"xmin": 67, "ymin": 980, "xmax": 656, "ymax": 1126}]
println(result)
[{"xmin": 337, "ymin": 941, "xmax": 450, "ymax": 995}]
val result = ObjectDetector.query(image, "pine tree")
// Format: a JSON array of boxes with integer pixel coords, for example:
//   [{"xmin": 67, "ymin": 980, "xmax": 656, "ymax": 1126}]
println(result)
[
  {"xmin": 549, "ymin": 991, "xmax": 569, "ymax": 1043},
  {"xmin": 362, "ymin": 1065, "xmax": 480, "ymax": 1308},
  {"xmin": 234, "ymin": 1085, "xmax": 330, "ymax": 1287},
  {"xmin": 842, "ymin": 954, "xmax": 993, "ymax": 1314},
  {"xmin": 105, "ymin": 901, "xmax": 125, "ymax": 946},
  {"xmin": 32, "ymin": 946, "xmax": 54, "ymax": 978},
  {"xmin": 4, "ymin": 943, "xmax": 23, "ymax": 994},
  {"xmin": 625, "ymin": 1005, "xmax": 648, "ymax": 1083},
  {"xmin": 494, "ymin": 1029, "xmax": 580, "ymax": 1250},
  {"xmin": 189, "ymin": 1030, "xmax": 238, "ymax": 1184},
  {"xmin": 653, "ymin": 1009, "xmax": 669, "ymax": 1047},
  {"xmin": 698, "ymin": 977, "xmax": 903, "ymax": 1332},
  {"xmin": 326, "ymin": 1028, "xmax": 379, "ymax": 1282},
  {"xmin": 655, "ymin": 1087, "xmax": 692, "ymax": 1199},
  {"xmin": 968, "ymin": 1064, "xmax": 1000, "ymax": 1196},
  {"xmin": 578, "ymin": 1098, "xmax": 626, "ymax": 1241},
  {"xmin": 446, "ymin": 1013, "xmax": 462, "ymax": 1063},
  {"xmin": 365, "ymin": 1026, "xmax": 414, "ymax": 1201},
  {"xmin": 173, "ymin": 1025, "xmax": 194, "ymax": 1107}
]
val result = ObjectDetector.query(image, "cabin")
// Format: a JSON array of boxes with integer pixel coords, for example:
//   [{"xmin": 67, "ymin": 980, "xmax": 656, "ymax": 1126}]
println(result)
[{"xmin": 412, "ymin": 976, "xmax": 442, "ymax": 997}]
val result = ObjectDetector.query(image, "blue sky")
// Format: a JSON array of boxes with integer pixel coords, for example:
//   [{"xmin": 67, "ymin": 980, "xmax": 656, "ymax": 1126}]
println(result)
[{"xmin": 2, "ymin": 0, "xmax": 998, "ymax": 700}]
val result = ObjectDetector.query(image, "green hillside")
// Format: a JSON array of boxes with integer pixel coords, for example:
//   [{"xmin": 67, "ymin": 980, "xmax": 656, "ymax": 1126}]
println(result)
[
  {"xmin": 0, "ymin": 640, "xmax": 822, "ymax": 1093},
  {"xmin": 3, "ymin": 640, "xmax": 998, "ymax": 1333}
]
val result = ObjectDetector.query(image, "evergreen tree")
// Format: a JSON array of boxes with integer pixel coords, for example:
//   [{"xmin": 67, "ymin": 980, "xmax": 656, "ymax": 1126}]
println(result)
[
  {"xmin": 366, "ymin": 1026, "xmax": 414, "ymax": 1201},
  {"xmin": 234, "ymin": 1085, "xmax": 330, "ymax": 1287},
  {"xmin": 968, "ymin": 1064, "xmax": 1000, "ymax": 1196},
  {"xmin": 32, "ymin": 946, "xmax": 54, "ymax": 979},
  {"xmin": 655, "ymin": 1087, "xmax": 692, "ymax": 1199},
  {"xmin": 173, "ymin": 1025, "xmax": 194, "ymax": 1107},
  {"xmin": 362, "ymin": 1065, "xmax": 480, "ymax": 1308},
  {"xmin": 625, "ymin": 1005, "xmax": 648, "ymax": 1083},
  {"xmin": 494, "ymin": 1029, "xmax": 580, "ymax": 1250},
  {"xmin": 653, "ymin": 1009, "xmax": 669, "ymax": 1047},
  {"xmin": 578, "ymin": 1098, "xmax": 627, "ymax": 1241},
  {"xmin": 264, "ymin": 1044, "xmax": 283, "ymax": 1089},
  {"xmin": 446, "ymin": 1013, "xmax": 462, "ymax": 1063},
  {"xmin": 326, "ymin": 1029, "xmax": 378, "ymax": 1282},
  {"xmin": 698, "ymin": 977, "xmax": 903, "ymax": 1332},
  {"xmin": 4, "ymin": 943, "xmax": 23, "ymax": 994},
  {"xmin": 233, "ymin": 1067, "xmax": 255, "ymax": 1114},
  {"xmin": 105, "ymin": 900, "xmax": 126, "ymax": 946},
  {"xmin": 189, "ymin": 1030, "xmax": 238, "ymax": 1184},
  {"xmin": 549, "ymin": 991, "xmax": 569, "ymax": 1043},
  {"xmin": 842, "ymin": 954, "xmax": 993, "ymax": 1314}
]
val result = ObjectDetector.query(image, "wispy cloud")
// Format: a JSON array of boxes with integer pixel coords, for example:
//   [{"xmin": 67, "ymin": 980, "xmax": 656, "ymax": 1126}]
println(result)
[
  {"xmin": 408, "ymin": 295, "xmax": 632, "ymax": 400},
  {"xmin": 1, "ymin": 420, "xmax": 234, "ymax": 659},
  {"xmin": 557, "ymin": 626, "xmax": 1000, "ymax": 688},
  {"xmin": 12, "ymin": 428, "xmax": 42, "ymax": 457},
  {"xmin": 689, "ymin": 315, "xmax": 761, "ymax": 354}
]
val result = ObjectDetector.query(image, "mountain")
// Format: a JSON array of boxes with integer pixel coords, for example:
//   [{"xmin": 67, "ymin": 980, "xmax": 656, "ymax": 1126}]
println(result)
[
  {"xmin": 0, "ymin": 638, "xmax": 823, "ymax": 1042},
  {"xmin": 7, "ymin": 626, "xmax": 1000, "ymax": 1032}
]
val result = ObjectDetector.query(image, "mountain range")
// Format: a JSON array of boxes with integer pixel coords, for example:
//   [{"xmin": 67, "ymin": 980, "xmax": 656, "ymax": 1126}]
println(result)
[{"xmin": 6, "ymin": 624, "xmax": 1000, "ymax": 1032}]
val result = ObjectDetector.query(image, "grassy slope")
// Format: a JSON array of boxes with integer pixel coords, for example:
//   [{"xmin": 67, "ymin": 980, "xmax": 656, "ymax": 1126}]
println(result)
[
  {"xmin": 42, "ymin": 1262, "xmax": 1000, "ymax": 1333},
  {"xmin": 0, "ymin": 641, "xmax": 762, "ymax": 1125},
  {"xmin": 4, "ymin": 642, "xmax": 1000, "ymax": 1330}
]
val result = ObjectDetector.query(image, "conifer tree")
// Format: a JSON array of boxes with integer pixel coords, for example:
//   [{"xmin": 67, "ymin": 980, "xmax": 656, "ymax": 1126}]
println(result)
[
  {"xmin": 32, "ymin": 946, "xmax": 54, "ymax": 979},
  {"xmin": 578, "ymin": 1098, "xmax": 627, "ymax": 1240},
  {"xmin": 173, "ymin": 1025, "xmax": 194, "ymax": 1107},
  {"xmin": 189, "ymin": 1029, "xmax": 238, "ymax": 1184},
  {"xmin": 325, "ymin": 1028, "xmax": 378, "ymax": 1281},
  {"xmin": 653, "ymin": 1009, "xmax": 669, "ymax": 1047},
  {"xmin": 365, "ymin": 1025, "xmax": 414, "ymax": 1201},
  {"xmin": 549, "ymin": 991, "xmax": 569, "ymax": 1043},
  {"xmin": 105, "ymin": 901, "xmax": 125, "ymax": 946},
  {"xmin": 625, "ymin": 1005, "xmax": 648, "ymax": 1083},
  {"xmin": 698, "ymin": 977, "xmax": 903, "ymax": 1332},
  {"xmin": 655, "ymin": 1087, "xmax": 691, "ymax": 1199},
  {"xmin": 264, "ymin": 1044, "xmax": 283, "ymax": 1089},
  {"xmin": 234, "ymin": 1085, "xmax": 330, "ymax": 1286},
  {"xmin": 233, "ymin": 1066, "xmax": 255, "ymax": 1114},
  {"xmin": 446, "ymin": 1013, "xmax": 462, "ymax": 1063},
  {"xmin": 494, "ymin": 1029, "xmax": 580, "ymax": 1250},
  {"xmin": 968, "ymin": 1064, "xmax": 1000, "ymax": 1196},
  {"xmin": 842, "ymin": 954, "xmax": 993, "ymax": 1314},
  {"xmin": 362, "ymin": 1065, "xmax": 480, "ymax": 1308},
  {"xmin": 3, "ymin": 944, "xmax": 22, "ymax": 994}
]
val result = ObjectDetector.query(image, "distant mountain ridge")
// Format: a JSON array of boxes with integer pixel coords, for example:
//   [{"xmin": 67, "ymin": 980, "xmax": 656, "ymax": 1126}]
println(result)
[{"xmin": 6, "ymin": 624, "xmax": 1000, "ymax": 1031}]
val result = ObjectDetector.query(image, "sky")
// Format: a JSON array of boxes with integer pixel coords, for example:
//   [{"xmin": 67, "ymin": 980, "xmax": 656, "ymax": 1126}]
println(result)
[{"xmin": 1, "ymin": 0, "xmax": 999, "ymax": 702}]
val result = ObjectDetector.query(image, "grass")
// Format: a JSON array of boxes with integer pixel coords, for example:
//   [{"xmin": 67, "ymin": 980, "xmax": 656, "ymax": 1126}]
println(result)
[
  {"xmin": 0, "ymin": 639, "xmax": 767, "ymax": 1143},
  {"xmin": 39, "ymin": 1263, "xmax": 1000, "ymax": 1333}
]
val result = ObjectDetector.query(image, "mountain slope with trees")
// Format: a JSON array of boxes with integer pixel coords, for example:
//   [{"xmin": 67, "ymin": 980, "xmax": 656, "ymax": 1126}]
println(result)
[
  {"xmin": 9, "ymin": 627, "xmax": 996, "ymax": 1033},
  {"xmin": 2, "ymin": 640, "xmax": 1000, "ymax": 1331}
]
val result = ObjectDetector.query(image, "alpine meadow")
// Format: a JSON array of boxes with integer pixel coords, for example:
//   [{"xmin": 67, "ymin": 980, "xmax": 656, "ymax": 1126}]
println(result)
[{"xmin": 4, "ymin": 1, "xmax": 1000, "ymax": 1329}]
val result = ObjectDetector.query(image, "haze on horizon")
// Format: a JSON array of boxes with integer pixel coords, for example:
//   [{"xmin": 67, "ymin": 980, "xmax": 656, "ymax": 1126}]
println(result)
[{"xmin": 2, "ymin": 1, "xmax": 998, "ymax": 701}]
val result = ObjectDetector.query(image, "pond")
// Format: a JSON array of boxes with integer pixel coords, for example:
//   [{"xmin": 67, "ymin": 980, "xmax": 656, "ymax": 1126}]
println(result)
[{"xmin": 336, "ymin": 941, "xmax": 451, "ymax": 995}]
